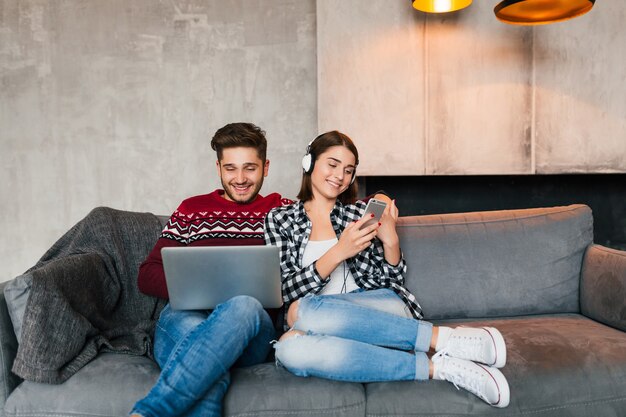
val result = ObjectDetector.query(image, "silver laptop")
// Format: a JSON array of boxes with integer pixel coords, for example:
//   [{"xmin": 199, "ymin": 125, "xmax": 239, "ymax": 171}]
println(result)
[{"xmin": 161, "ymin": 246, "xmax": 283, "ymax": 310}]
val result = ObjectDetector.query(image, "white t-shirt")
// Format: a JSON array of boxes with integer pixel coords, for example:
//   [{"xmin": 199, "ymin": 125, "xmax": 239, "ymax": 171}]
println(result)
[{"xmin": 302, "ymin": 238, "xmax": 359, "ymax": 295}]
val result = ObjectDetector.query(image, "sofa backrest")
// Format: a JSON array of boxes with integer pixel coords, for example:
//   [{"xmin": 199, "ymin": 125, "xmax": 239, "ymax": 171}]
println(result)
[
  {"xmin": 157, "ymin": 215, "xmax": 169, "ymax": 228},
  {"xmin": 396, "ymin": 204, "xmax": 593, "ymax": 320}
]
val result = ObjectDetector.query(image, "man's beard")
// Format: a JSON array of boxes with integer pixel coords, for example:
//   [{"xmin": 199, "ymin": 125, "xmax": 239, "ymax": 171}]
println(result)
[{"xmin": 221, "ymin": 178, "xmax": 264, "ymax": 204}]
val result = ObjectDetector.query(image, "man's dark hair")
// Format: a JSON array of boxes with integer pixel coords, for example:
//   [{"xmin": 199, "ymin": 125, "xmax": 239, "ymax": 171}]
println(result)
[{"xmin": 211, "ymin": 123, "xmax": 267, "ymax": 161}]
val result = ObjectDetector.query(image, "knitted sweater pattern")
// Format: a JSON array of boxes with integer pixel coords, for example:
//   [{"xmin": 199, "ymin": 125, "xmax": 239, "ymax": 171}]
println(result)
[{"xmin": 138, "ymin": 189, "xmax": 292, "ymax": 299}]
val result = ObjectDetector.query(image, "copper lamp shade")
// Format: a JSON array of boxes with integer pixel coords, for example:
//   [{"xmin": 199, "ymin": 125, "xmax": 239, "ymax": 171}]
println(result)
[
  {"xmin": 412, "ymin": 0, "xmax": 472, "ymax": 13},
  {"xmin": 494, "ymin": 0, "xmax": 595, "ymax": 25}
]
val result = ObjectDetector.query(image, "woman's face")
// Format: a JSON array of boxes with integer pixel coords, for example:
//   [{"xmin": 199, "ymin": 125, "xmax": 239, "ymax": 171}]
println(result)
[{"xmin": 310, "ymin": 145, "xmax": 357, "ymax": 202}]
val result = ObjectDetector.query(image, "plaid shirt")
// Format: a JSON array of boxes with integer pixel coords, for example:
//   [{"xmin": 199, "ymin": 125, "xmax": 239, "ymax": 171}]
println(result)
[{"xmin": 264, "ymin": 200, "xmax": 423, "ymax": 320}]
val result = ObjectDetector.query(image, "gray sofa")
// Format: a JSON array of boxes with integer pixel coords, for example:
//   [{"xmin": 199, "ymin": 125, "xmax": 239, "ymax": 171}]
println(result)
[{"xmin": 1, "ymin": 204, "xmax": 626, "ymax": 416}]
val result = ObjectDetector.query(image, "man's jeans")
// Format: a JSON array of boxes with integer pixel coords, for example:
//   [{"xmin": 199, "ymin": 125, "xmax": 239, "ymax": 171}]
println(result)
[
  {"xmin": 274, "ymin": 289, "xmax": 433, "ymax": 382},
  {"xmin": 131, "ymin": 295, "xmax": 276, "ymax": 417}
]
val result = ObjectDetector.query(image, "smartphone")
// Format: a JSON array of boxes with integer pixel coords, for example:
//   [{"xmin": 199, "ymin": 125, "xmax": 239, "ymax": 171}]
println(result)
[{"xmin": 360, "ymin": 198, "xmax": 387, "ymax": 230}]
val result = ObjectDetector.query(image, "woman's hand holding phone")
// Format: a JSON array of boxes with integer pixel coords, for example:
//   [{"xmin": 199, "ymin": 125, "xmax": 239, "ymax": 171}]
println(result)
[
  {"xmin": 335, "ymin": 215, "xmax": 380, "ymax": 260},
  {"xmin": 377, "ymin": 199, "xmax": 401, "ymax": 266},
  {"xmin": 376, "ymin": 199, "xmax": 399, "ymax": 247},
  {"xmin": 315, "ymin": 216, "xmax": 379, "ymax": 281},
  {"xmin": 317, "ymin": 200, "xmax": 401, "ymax": 278}
]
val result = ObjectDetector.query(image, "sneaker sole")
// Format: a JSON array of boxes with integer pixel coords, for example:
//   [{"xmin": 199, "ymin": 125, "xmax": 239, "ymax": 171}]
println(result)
[
  {"xmin": 483, "ymin": 327, "xmax": 507, "ymax": 368},
  {"xmin": 478, "ymin": 363, "xmax": 510, "ymax": 408}
]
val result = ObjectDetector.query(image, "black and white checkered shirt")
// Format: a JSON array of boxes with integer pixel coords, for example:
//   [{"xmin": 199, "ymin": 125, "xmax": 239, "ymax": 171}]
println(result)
[{"xmin": 264, "ymin": 200, "xmax": 423, "ymax": 320}]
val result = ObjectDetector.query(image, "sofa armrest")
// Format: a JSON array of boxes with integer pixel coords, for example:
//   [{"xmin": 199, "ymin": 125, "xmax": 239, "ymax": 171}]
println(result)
[
  {"xmin": 580, "ymin": 244, "xmax": 626, "ymax": 332},
  {"xmin": 0, "ymin": 280, "xmax": 21, "ymax": 412}
]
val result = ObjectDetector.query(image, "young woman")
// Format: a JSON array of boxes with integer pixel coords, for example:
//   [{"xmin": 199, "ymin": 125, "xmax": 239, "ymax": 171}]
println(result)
[{"xmin": 264, "ymin": 131, "xmax": 510, "ymax": 408}]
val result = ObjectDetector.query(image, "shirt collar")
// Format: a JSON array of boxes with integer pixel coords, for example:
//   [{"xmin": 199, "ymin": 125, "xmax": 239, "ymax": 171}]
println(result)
[
  {"xmin": 295, "ymin": 201, "xmax": 308, "ymax": 223},
  {"xmin": 331, "ymin": 200, "xmax": 345, "ymax": 219}
]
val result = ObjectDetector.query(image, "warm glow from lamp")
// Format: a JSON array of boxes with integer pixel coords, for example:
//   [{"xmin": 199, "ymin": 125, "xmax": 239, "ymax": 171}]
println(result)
[
  {"xmin": 412, "ymin": 0, "xmax": 472, "ymax": 13},
  {"xmin": 494, "ymin": 0, "xmax": 595, "ymax": 25}
]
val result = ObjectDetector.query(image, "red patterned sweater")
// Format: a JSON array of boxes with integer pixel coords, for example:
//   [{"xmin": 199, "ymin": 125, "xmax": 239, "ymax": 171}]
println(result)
[{"xmin": 138, "ymin": 189, "xmax": 293, "ymax": 299}]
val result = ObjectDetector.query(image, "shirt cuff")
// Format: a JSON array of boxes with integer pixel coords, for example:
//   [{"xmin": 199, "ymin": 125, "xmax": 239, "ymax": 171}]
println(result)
[
  {"xmin": 309, "ymin": 262, "xmax": 326, "ymax": 286},
  {"xmin": 385, "ymin": 254, "xmax": 407, "ymax": 273}
]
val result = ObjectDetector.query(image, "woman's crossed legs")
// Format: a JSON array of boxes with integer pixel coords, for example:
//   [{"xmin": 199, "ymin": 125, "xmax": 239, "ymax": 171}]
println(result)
[{"xmin": 275, "ymin": 289, "xmax": 510, "ymax": 408}]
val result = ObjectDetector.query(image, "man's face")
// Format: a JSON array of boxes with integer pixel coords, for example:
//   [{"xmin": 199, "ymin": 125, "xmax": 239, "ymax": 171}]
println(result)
[{"xmin": 217, "ymin": 147, "xmax": 269, "ymax": 204}]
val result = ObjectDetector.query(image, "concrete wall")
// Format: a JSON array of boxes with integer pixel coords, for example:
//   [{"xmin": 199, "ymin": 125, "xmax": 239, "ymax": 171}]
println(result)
[
  {"xmin": 2, "ymin": 0, "xmax": 625, "ymax": 281},
  {"xmin": 319, "ymin": 0, "xmax": 626, "ymax": 175},
  {"xmin": 0, "ymin": 0, "xmax": 317, "ymax": 280},
  {"xmin": 534, "ymin": 4, "xmax": 626, "ymax": 173}
]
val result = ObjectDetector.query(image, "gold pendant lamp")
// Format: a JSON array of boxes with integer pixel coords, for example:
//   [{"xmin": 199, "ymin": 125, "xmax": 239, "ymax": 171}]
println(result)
[
  {"xmin": 494, "ymin": 0, "xmax": 595, "ymax": 25},
  {"xmin": 412, "ymin": 0, "xmax": 473, "ymax": 13}
]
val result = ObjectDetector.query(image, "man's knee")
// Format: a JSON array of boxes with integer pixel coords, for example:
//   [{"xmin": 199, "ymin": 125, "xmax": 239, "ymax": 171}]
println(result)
[
  {"xmin": 222, "ymin": 295, "xmax": 264, "ymax": 315},
  {"xmin": 287, "ymin": 300, "xmax": 300, "ymax": 328}
]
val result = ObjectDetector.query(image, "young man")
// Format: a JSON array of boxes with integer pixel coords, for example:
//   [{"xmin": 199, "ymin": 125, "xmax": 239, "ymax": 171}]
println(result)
[{"xmin": 130, "ymin": 123, "xmax": 292, "ymax": 417}]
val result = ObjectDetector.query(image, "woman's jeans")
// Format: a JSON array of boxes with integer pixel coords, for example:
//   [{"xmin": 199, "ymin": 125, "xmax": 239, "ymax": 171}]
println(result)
[
  {"xmin": 274, "ymin": 289, "xmax": 433, "ymax": 382},
  {"xmin": 130, "ymin": 295, "xmax": 276, "ymax": 417}
]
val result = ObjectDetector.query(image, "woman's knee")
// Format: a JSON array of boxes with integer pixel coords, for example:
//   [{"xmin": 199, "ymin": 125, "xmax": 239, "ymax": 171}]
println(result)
[
  {"xmin": 274, "ymin": 331, "xmax": 309, "ymax": 376},
  {"xmin": 287, "ymin": 300, "xmax": 300, "ymax": 328},
  {"xmin": 279, "ymin": 329, "xmax": 305, "ymax": 342}
]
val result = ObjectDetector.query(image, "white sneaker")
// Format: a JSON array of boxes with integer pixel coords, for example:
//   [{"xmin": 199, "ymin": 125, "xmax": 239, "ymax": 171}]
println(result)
[
  {"xmin": 433, "ymin": 354, "xmax": 510, "ymax": 408},
  {"xmin": 438, "ymin": 327, "xmax": 507, "ymax": 368}
]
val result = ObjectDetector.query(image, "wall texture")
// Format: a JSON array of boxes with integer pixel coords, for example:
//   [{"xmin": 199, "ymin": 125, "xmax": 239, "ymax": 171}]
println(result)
[
  {"xmin": 318, "ymin": 0, "xmax": 626, "ymax": 175},
  {"xmin": 534, "ymin": 4, "xmax": 626, "ymax": 173},
  {"xmin": 1, "ymin": 0, "xmax": 317, "ymax": 281},
  {"xmin": 317, "ymin": 0, "xmax": 426, "ymax": 175}
]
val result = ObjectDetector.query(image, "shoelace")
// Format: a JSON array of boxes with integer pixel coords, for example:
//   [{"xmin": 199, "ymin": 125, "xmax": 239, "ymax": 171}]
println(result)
[
  {"xmin": 446, "ymin": 332, "xmax": 488, "ymax": 362},
  {"xmin": 432, "ymin": 355, "xmax": 491, "ymax": 404},
  {"xmin": 432, "ymin": 349, "xmax": 447, "ymax": 362}
]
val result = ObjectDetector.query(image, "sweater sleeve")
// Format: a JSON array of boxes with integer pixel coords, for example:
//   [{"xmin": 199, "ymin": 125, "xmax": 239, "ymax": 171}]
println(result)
[
  {"xmin": 137, "ymin": 238, "xmax": 179, "ymax": 299},
  {"xmin": 137, "ymin": 210, "xmax": 189, "ymax": 299}
]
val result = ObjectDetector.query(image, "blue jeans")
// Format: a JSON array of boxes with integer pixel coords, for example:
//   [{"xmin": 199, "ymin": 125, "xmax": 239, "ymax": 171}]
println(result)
[
  {"xmin": 274, "ymin": 289, "xmax": 433, "ymax": 382},
  {"xmin": 130, "ymin": 295, "xmax": 276, "ymax": 417}
]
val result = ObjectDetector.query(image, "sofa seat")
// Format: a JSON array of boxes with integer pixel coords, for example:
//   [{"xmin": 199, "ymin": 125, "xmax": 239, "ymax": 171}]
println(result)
[
  {"xmin": 4, "ymin": 353, "xmax": 159, "ymax": 417},
  {"xmin": 366, "ymin": 314, "xmax": 626, "ymax": 417},
  {"xmin": 225, "ymin": 364, "xmax": 366, "ymax": 417},
  {"xmin": 3, "ymin": 353, "xmax": 367, "ymax": 417},
  {"xmin": 6, "ymin": 315, "xmax": 626, "ymax": 417}
]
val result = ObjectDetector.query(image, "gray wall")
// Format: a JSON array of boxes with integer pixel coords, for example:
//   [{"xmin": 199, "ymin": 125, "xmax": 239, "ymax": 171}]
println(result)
[
  {"xmin": 1, "ymin": 0, "xmax": 317, "ymax": 281},
  {"xmin": 2, "ymin": 0, "xmax": 625, "ymax": 281}
]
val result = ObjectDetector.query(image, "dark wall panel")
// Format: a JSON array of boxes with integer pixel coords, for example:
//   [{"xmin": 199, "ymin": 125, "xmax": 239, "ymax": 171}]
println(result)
[{"xmin": 364, "ymin": 174, "xmax": 626, "ymax": 250}]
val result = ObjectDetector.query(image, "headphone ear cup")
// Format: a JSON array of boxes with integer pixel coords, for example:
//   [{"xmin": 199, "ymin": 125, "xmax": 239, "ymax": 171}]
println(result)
[
  {"xmin": 301, "ymin": 153, "xmax": 313, "ymax": 173},
  {"xmin": 350, "ymin": 169, "xmax": 357, "ymax": 185}
]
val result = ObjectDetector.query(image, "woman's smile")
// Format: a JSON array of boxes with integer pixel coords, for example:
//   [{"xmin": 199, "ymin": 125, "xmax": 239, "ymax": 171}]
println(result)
[{"xmin": 326, "ymin": 178, "xmax": 343, "ymax": 190}]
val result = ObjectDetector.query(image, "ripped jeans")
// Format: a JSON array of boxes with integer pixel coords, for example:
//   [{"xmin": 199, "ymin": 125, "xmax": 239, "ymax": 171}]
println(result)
[{"xmin": 274, "ymin": 289, "xmax": 433, "ymax": 382}]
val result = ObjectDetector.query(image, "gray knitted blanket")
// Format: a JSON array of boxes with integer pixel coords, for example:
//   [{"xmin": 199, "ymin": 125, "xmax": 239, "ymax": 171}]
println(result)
[{"xmin": 12, "ymin": 207, "xmax": 166, "ymax": 384}]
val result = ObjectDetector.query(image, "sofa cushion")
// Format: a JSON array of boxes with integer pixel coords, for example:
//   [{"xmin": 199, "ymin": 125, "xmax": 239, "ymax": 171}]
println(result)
[
  {"xmin": 397, "ymin": 204, "xmax": 593, "ymax": 320},
  {"xmin": 581, "ymin": 244, "xmax": 626, "ymax": 332},
  {"xmin": 2, "ymin": 273, "xmax": 31, "ymax": 342},
  {"xmin": 225, "ymin": 363, "xmax": 365, "ymax": 417},
  {"xmin": 366, "ymin": 315, "xmax": 626, "ymax": 416},
  {"xmin": 0, "ymin": 282, "xmax": 21, "ymax": 409},
  {"xmin": 4, "ymin": 353, "xmax": 159, "ymax": 417}
]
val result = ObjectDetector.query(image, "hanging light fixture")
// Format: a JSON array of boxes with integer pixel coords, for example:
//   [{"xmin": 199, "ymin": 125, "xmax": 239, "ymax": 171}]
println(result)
[
  {"xmin": 494, "ymin": 0, "xmax": 595, "ymax": 25},
  {"xmin": 412, "ymin": 0, "xmax": 472, "ymax": 14}
]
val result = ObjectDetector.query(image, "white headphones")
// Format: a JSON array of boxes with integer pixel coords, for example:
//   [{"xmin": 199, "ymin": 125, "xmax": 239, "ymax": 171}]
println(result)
[{"xmin": 301, "ymin": 138, "xmax": 357, "ymax": 185}]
